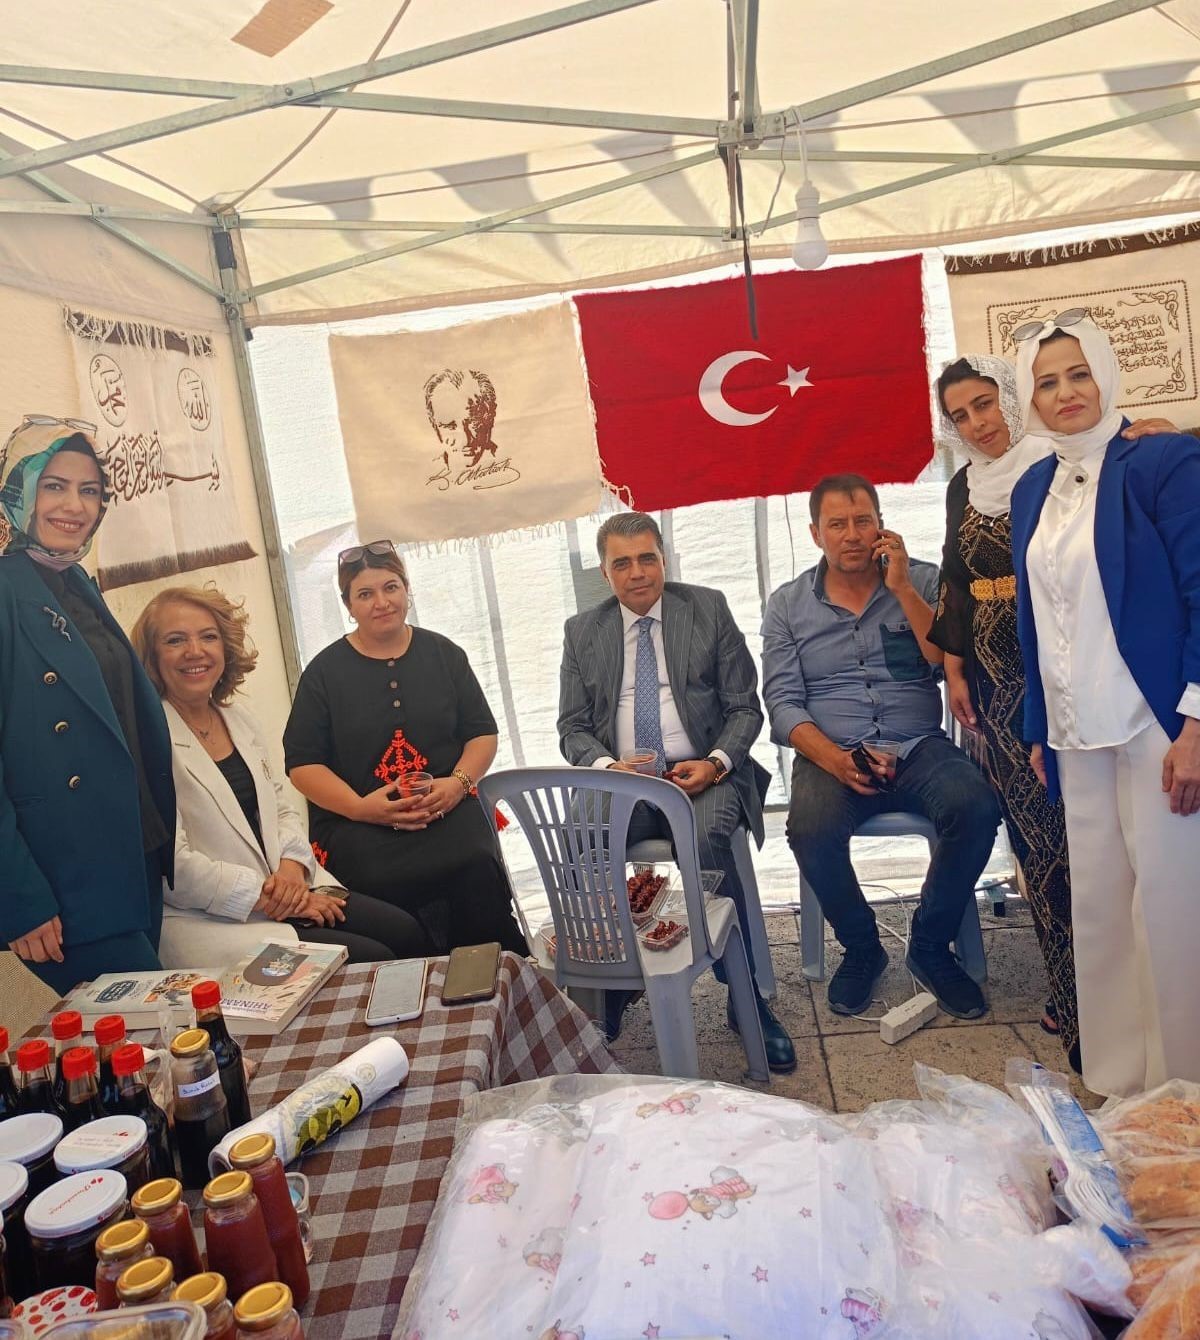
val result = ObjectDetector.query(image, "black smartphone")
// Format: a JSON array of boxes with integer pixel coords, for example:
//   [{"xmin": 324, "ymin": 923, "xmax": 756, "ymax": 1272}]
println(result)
[
  {"xmin": 441, "ymin": 942, "xmax": 501, "ymax": 1005},
  {"xmin": 850, "ymin": 744, "xmax": 888, "ymax": 789}
]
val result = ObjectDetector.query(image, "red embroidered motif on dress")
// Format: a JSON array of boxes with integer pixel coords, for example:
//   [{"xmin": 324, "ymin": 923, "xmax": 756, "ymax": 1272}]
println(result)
[
  {"xmin": 374, "ymin": 729, "xmax": 429, "ymax": 785},
  {"xmin": 311, "ymin": 841, "xmax": 329, "ymax": 867}
]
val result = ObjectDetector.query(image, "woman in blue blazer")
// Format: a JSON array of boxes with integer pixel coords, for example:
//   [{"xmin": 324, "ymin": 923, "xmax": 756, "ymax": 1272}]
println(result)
[
  {"xmin": 1010, "ymin": 313, "xmax": 1200, "ymax": 1098},
  {"xmin": 0, "ymin": 417, "xmax": 175, "ymax": 993}
]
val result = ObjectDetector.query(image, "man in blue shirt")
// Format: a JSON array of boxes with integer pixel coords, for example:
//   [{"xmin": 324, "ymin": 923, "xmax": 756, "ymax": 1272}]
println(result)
[{"xmin": 762, "ymin": 474, "xmax": 1000, "ymax": 1019}]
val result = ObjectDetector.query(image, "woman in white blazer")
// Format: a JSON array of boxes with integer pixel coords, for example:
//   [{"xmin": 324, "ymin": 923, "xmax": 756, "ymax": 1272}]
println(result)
[{"xmin": 132, "ymin": 586, "xmax": 429, "ymax": 970}]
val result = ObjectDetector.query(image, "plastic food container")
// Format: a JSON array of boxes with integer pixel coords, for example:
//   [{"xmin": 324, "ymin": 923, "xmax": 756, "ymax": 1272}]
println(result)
[
  {"xmin": 0, "ymin": 1118, "xmax": 63, "ymax": 1202},
  {"xmin": 53, "ymin": 1119, "xmax": 150, "ymax": 1196},
  {"xmin": 0, "ymin": 1318, "xmax": 31, "ymax": 1338},
  {"xmin": 39, "ymin": 1302, "xmax": 205, "ymax": 1339},
  {"xmin": 25, "ymin": 1173, "xmax": 127, "ymax": 1291},
  {"xmin": 12, "ymin": 1286, "xmax": 95, "ymax": 1336}
]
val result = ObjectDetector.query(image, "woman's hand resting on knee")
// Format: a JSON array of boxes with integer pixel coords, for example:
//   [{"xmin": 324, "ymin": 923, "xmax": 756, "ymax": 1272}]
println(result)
[{"xmin": 10, "ymin": 915, "xmax": 64, "ymax": 964}]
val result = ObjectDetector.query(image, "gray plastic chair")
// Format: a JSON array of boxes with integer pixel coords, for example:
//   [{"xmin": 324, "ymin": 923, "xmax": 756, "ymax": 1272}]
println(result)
[
  {"xmin": 793, "ymin": 810, "xmax": 988, "ymax": 984},
  {"xmin": 478, "ymin": 766, "xmax": 769, "ymax": 1082},
  {"xmin": 626, "ymin": 826, "xmax": 777, "ymax": 1000}
]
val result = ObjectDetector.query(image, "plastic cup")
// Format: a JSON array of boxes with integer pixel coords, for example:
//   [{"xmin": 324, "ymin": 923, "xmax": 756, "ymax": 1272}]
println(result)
[
  {"xmin": 865, "ymin": 741, "xmax": 900, "ymax": 783},
  {"xmin": 391, "ymin": 771, "xmax": 433, "ymax": 799},
  {"xmin": 620, "ymin": 750, "xmax": 657, "ymax": 776}
]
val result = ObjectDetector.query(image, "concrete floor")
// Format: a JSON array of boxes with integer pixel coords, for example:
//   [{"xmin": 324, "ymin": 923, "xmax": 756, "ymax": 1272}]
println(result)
[{"xmin": 606, "ymin": 899, "xmax": 1102, "ymax": 1111}]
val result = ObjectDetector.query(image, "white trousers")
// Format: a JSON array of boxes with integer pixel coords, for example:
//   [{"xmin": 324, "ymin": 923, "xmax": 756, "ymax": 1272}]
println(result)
[{"xmin": 1058, "ymin": 720, "xmax": 1200, "ymax": 1098}]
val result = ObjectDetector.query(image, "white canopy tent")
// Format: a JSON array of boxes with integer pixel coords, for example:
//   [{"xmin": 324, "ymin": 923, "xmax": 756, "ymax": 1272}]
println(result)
[{"xmin": 3, "ymin": 0, "xmax": 1200, "ymax": 693}]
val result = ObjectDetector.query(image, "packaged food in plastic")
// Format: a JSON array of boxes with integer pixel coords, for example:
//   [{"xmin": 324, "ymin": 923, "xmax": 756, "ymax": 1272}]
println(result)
[
  {"xmin": 1097, "ymin": 1082, "xmax": 1200, "ymax": 1230},
  {"xmin": 1125, "ymin": 1231, "xmax": 1200, "ymax": 1311},
  {"xmin": 1123, "ymin": 1244, "xmax": 1200, "ymax": 1339},
  {"xmin": 39, "ymin": 1302, "xmax": 204, "ymax": 1339}
]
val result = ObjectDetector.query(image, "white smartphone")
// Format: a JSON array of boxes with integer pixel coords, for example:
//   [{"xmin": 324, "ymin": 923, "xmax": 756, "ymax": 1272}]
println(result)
[{"xmin": 365, "ymin": 958, "xmax": 429, "ymax": 1026}]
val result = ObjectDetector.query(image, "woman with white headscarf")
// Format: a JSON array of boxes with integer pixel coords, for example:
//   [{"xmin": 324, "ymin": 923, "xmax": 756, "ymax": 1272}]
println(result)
[
  {"xmin": 931, "ymin": 357, "xmax": 1175, "ymax": 1075},
  {"xmin": 1010, "ymin": 311, "xmax": 1200, "ymax": 1098}
]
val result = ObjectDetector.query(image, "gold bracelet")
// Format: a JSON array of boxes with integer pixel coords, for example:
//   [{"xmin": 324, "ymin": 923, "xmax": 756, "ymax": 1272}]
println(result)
[{"xmin": 452, "ymin": 767, "xmax": 473, "ymax": 794}]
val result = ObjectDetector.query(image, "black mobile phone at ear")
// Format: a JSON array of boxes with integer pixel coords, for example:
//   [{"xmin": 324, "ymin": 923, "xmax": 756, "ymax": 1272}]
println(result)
[{"xmin": 441, "ymin": 942, "xmax": 501, "ymax": 1005}]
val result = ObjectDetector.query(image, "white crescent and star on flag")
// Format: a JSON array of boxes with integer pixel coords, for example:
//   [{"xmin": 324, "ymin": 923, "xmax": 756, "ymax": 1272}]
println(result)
[{"xmin": 697, "ymin": 350, "xmax": 813, "ymax": 427}]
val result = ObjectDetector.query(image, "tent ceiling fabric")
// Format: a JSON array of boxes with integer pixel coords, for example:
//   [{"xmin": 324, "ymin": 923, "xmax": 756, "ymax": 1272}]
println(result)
[{"xmin": 4, "ymin": 0, "xmax": 1200, "ymax": 319}]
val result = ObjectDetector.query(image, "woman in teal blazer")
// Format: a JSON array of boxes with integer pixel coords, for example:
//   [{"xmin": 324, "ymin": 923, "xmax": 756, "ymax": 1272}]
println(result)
[{"xmin": 0, "ymin": 417, "xmax": 174, "ymax": 993}]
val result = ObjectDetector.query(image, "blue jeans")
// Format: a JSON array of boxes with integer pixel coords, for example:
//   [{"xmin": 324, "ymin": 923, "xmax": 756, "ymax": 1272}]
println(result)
[{"xmin": 786, "ymin": 736, "xmax": 1001, "ymax": 953}]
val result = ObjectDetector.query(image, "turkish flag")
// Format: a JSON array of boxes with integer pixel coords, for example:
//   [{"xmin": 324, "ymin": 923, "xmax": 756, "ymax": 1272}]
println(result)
[{"xmin": 575, "ymin": 256, "xmax": 931, "ymax": 510}]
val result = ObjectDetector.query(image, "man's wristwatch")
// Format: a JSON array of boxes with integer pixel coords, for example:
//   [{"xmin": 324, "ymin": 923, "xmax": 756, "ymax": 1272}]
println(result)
[{"xmin": 706, "ymin": 755, "xmax": 728, "ymax": 784}]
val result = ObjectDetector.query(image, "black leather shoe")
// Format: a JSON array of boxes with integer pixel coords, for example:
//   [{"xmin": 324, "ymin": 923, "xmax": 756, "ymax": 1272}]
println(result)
[{"xmin": 726, "ymin": 993, "xmax": 797, "ymax": 1074}]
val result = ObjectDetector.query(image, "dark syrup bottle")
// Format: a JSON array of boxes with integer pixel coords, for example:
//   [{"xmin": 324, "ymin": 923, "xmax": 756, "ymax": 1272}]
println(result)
[
  {"xmin": 0, "ymin": 1027, "xmax": 20, "ymax": 1121},
  {"xmin": 190, "ymin": 982, "xmax": 251, "ymax": 1128},
  {"xmin": 14, "ymin": 1040, "xmax": 66, "ymax": 1120},
  {"xmin": 112, "ymin": 1042, "xmax": 176, "ymax": 1180},
  {"xmin": 60, "ymin": 1046, "xmax": 106, "ymax": 1130},
  {"xmin": 168, "ymin": 1029, "xmax": 230, "ymax": 1190},
  {"xmin": 93, "ymin": 1014, "xmax": 127, "ymax": 1113}
]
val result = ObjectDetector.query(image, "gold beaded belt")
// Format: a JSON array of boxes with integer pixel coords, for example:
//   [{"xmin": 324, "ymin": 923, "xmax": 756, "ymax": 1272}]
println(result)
[{"xmin": 969, "ymin": 575, "xmax": 1017, "ymax": 601}]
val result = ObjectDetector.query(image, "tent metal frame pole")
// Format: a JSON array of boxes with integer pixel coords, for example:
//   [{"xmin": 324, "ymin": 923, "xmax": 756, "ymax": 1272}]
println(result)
[
  {"xmin": 0, "ymin": 149, "xmax": 223, "ymax": 297},
  {"xmin": 742, "ymin": 149, "xmax": 1200, "ymax": 172},
  {"xmin": 753, "ymin": 92, "xmax": 1200, "ymax": 232},
  {"xmin": 0, "ymin": 199, "xmax": 218, "ymax": 224},
  {"xmin": 0, "ymin": 0, "xmax": 661, "ymax": 180},
  {"xmin": 767, "ymin": 0, "xmax": 1163, "ymax": 130},
  {"xmin": 245, "ymin": 145, "xmax": 719, "ymax": 299},
  {"xmin": 213, "ymin": 222, "xmax": 303, "ymax": 694},
  {"xmin": 238, "ymin": 218, "xmax": 729, "ymax": 235},
  {"xmin": 0, "ymin": 64, "xmax": 715, "ymax": 137}
]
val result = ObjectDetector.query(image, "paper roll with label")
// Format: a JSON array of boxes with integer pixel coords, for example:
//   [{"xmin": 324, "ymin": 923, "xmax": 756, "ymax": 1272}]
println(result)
[{"xmin": 207, "ymin": 1037, "xmax": 409, "ymax": 1175}]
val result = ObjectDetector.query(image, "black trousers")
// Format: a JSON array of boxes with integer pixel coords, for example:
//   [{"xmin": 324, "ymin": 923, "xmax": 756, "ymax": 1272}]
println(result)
[{"xmin": 289, "ymin": 888, "xmax": 430, "ymax": 963}]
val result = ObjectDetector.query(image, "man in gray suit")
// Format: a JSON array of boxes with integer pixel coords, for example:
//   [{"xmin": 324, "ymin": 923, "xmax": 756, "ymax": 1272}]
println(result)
[{"xmin": 557, "ymin": 511, "xmax": 795, "ymax": 1070}]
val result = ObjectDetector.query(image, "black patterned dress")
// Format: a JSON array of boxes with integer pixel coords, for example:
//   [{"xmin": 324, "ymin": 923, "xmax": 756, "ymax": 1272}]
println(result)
[{"xmin": 930, "ymin": 468, "xmax": 1079, "ymax": 1068}]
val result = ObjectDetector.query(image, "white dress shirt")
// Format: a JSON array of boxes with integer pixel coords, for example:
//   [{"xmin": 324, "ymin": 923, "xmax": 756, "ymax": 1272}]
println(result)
[
  {"xmin": 1027, "ymin": 447, "xmax": 1157, "ymax": 749},
  {"xmin": 593, "ymin": 598, "xmax": 732, "ymax": 773}
]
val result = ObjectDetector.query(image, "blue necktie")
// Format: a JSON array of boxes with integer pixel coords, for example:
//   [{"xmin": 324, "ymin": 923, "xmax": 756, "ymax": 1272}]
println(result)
[{"xmin": 633, "ymin": 615, "xmax": 666, "ymax": 774}]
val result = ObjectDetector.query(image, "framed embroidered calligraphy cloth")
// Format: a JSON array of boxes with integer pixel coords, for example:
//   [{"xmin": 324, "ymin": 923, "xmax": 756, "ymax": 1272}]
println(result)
[{"xmin": 66, "ymin": 308, "xmax": 256, "ymax": 589}]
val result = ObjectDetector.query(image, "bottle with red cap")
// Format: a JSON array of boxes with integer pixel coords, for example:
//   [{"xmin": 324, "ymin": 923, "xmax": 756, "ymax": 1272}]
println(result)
[
  {"xmin": 191, "ymin": 982, "xmax": 251, "ymax": 1128},
  {"xmin": 0, "ymin": 1028, "xmax": 19, "ymax": 1122},
  {"xmin": 112, "ymin": 1044, "xmax": 174, "ymax": 1180},
  {"xmin": 92, "ymin": 1016, "xmax": 125, "ymax": 1114},
  {"xmin": 49, "ymin": 1013, "xmax": 85, "ymax": 1108},
  {"xmin": 14, "ymin": 1042, "xmax": 65, "ymax": 1121},
  {"xmin": 60, "ymin": 1048, "xmax": 105, "ymax": 1131}
]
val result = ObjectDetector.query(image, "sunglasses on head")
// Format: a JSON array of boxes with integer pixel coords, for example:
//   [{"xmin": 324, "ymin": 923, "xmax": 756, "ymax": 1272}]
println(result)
[
  {"xmin": 337, "ymin": 539, "xmax": 397, "ymax": 568},
  {"xmin": 1011, "ymin": 307, "xmax": 1090, "ymax": 345}
]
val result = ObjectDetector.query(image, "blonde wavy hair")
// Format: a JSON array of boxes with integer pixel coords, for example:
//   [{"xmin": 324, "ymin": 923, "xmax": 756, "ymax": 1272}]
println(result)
[{"xmin": 132, "ymin": 584, "xmax": 258, "ymax": 706}]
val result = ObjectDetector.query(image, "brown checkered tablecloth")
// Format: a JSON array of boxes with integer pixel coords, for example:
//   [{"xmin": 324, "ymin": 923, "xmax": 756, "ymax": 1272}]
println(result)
[{"xmin": 28, "ymin": 953, "xmax": 619, "ymax": 1340}]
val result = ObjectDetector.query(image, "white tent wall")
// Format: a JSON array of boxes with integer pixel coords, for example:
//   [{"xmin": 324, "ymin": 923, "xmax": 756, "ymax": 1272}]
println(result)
[{"xmin": 0, "ymin": 179, "xmax": 295, "ymax": 777}]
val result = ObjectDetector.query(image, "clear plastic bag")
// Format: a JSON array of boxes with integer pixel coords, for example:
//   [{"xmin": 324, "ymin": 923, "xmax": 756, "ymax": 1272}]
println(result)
[
  {"xmin": 396, "ymin": 1069, "xmax": 1129, "ymax": 1340},
  {"xmin": 1097, "ymin": 1082, "xmax": 1200, "ymax": 1231},
  {"xmin": 1122, "ymin": 1244, "xmax": 1200, "ymax": 1338}
]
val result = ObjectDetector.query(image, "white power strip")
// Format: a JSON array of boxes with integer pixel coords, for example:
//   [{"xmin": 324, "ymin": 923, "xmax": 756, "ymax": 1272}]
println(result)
[{"xmin": 880, "ymin": 992, "xmax": 938, "ymax": 1045}]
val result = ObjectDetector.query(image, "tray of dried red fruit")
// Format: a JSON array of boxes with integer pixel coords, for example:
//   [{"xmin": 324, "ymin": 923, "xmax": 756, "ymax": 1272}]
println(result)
[
  {"xmin": 628, "ymin": 864, "xmax": 670, "ymax": 926},
  {"xmin": 640, "ymin": 918, "xmax": 688, "ymax": 951}
]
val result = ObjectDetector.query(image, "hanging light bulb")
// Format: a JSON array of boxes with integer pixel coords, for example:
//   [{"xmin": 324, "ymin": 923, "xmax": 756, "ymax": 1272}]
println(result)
[{"xmin": 791, "ymin": 180, "xmax": 828, "ymax": 270}]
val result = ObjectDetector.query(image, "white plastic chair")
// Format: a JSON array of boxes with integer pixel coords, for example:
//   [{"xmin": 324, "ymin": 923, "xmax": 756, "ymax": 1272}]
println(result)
[
  {"xmin": 793, "ymin": 811, "xmax": 988, "ymax": 984},
  {"xmin": 478, "ymin": 766, "xmax": 769, "ymax": 1082},
  {"xmin": 626, "ymin": 826, "xmax": 777, "ymax": 999}
]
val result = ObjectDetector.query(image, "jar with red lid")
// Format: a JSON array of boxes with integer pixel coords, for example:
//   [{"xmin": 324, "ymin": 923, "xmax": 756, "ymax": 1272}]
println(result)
[
  {"xmin": 0, "ymin": 1161, "xmax": 33, "ymax": 1306},
  {"xmin": 228, "ymin": 1135, "xmax": 308, "ymax": 1305},
  {"xmin": 0, "ymin": 1114, "xmax": 63, "ymax": 1201},
  {"xmin": 49, "ymin": 1014, "xmax": 85, "ymax": 1110},
  {"xmin": 174, "ymin": 1271, "xmax": 237, "ymax": 1340},
  {"xmin": 93, "ymin": 1217, "xmax": 152, "ymax": 1310},
  {"xmin": 53, "ymin": 1116, "xmax": 150, "ymax": 1196},
  {"xmin": 201, "ymin": 1172, "xmax": 276, "ymax": 1304},
  {"xmin": 14, "ymin": 1043, "xmax": 64, "ymax": 1122},
  {"xmin": 25, "ymin": 1168, "xmax": 127, "ymax": 1290},
  {"xmin": 115, "ymin": 1254, "xmax": 174, "ymax": 1307},
  {"xmin": 233, "ymin": 1282, "xmax": 303, "ymax": 1339},
  {"xmin": 130, "ymin": 1178, "xmax": 202, "ymax": 1282}
]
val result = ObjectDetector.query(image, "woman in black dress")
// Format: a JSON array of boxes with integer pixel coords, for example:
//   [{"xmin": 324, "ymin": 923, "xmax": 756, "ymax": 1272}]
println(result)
[
  {"xmin": 931, "ymin": 355, "xmax": 1173, "ymax": 1075},
  {"xmin": 284, "ymin": 540, "xmax": 527, "ymax": 955}
]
